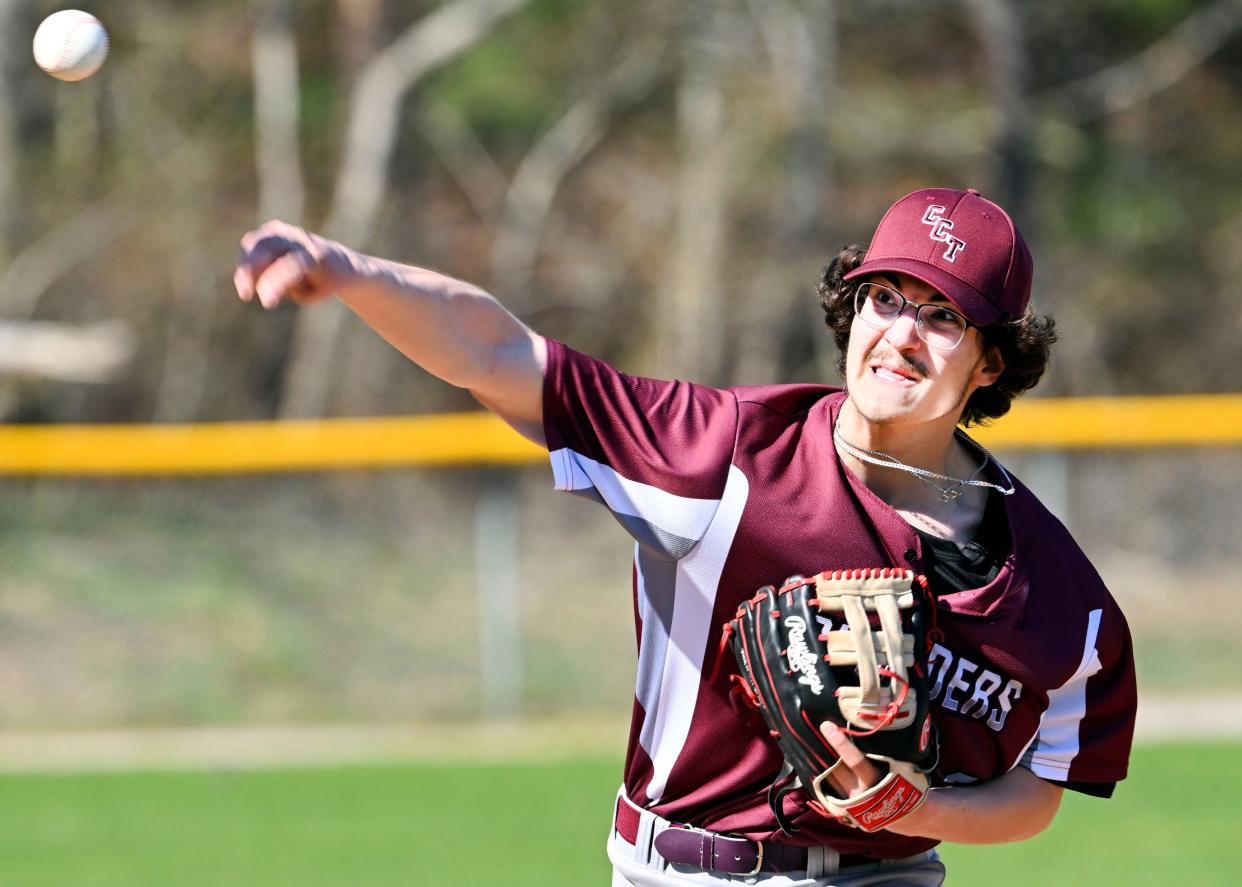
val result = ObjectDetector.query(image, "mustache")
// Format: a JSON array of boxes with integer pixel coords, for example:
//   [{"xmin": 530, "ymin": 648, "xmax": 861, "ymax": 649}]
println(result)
[{"xmin": 865, "ymin": 347, "xmax": 928, "ymax": 379}]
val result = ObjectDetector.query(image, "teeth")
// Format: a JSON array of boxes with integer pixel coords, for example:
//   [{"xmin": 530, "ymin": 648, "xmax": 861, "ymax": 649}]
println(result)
[{"xmin": 873, "ymin": 366, "xmax": 912, "ymax": 383}]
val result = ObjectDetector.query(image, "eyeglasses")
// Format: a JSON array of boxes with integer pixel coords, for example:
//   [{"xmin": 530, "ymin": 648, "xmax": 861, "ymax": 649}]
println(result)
[{"xmin": 853, "ymin": 282, "xmax": 972, "ymax": 350}]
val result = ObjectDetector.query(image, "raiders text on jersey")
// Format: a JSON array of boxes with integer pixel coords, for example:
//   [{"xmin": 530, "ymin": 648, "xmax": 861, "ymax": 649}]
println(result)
[{"xmin": 926, "ymin": 643, "xmax": 1022, "ymax": 732}]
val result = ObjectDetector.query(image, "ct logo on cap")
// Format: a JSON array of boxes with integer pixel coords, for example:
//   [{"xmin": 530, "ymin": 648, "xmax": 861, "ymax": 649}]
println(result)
[{"xmin": 921, "ymin": 205, "xmax": 966, "ymax": 263}]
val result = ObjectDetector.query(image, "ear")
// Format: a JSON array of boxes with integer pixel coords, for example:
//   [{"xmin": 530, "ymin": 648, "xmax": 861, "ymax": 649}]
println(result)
[{"xmin": 972, "ymin": 343, "xmax": 1005, "ymax": 388}]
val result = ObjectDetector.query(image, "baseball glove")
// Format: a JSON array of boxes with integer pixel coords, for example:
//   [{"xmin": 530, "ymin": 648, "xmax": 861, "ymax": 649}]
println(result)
[{"xmin": 721, "ymin": 568, "xmax": 939, "ymax": 833}]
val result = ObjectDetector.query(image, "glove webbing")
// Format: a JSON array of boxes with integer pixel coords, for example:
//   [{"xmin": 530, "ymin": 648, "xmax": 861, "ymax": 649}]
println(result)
[{"xmin": 814, "ymin": 569, "xmax": 917, "ymax": 735}]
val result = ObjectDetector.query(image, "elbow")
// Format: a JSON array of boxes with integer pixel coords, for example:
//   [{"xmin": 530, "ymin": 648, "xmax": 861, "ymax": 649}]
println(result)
[
  {"xmin": 1002, "ymin": 783, "xmax": 1063, "ymax": 843},
  {"xmin": 1024, "ymin": 790, "xmax": 1063, "ymax": 840},
  {"xmin": 922, "ymin": 773, "xmax": 1064, "ymax": 845}
]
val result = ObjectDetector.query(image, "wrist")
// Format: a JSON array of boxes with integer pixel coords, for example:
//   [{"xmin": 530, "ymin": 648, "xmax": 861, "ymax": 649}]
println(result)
[
  {"xmin": 335, "ymin": 249, "xmax": 390, "ymax": 299},
  {"xmin": 883, "ymin": 786, "xmax": 941, "ymax": 838}
]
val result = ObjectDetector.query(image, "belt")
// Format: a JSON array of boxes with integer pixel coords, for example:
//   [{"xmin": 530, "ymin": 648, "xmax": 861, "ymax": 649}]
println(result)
[{"xmin": 614, "ymin": 796, "xmax": 879, "ymax": 877}]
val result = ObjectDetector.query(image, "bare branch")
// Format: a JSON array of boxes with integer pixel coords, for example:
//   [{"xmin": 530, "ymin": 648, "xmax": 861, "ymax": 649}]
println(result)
[
  {"xmin": 736, "ymin": 0, "xmax": 839, "ymax": 385},
  {"xmin": 743, "ymin": 0, "xmax": 836, "ymax": 247},
  {"xmin": 489, "ymin": 38, "xmax": 671, "ymax": 306},
  {"xmin": 0, "ymin": 196, "xmax": 143, "ymax": 321},
  {"xmin": 420, "ymin": 100, "xmax": 510, "ymax": 221},
  {"xmin": 1047, "ymin": 0, "xmax": 1242, "ymax": 123},
  {"xmin": 280, "ymin": 0, "xmax": 530, "ymax": 419},
  {"xmin": 152, "ymin": 251, "xmax": 218, "ymax": 423},
  {"xmin": 325, "ymin": 0, "xmax": 530, "ymax": 244},
  {"xmin": 0, "ymin": 67, "xmax": 240, "ymax": 325},
  {"xmin": 0, "ymin": 0, "xmax": 22, "ymax": 261}
]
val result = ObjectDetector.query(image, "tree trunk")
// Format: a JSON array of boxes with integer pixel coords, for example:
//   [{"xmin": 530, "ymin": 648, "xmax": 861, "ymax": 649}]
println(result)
[
  {"xmin": 278, "ymin": 0, "xmax": 530, "ymax": 419},
  {"xmin": 655, "ymin": 0, "xmax": 737, "ymax": 384},
  {"xmin": 488, "ymin": 38, "xmax": 670, "ymax": 310},
  {"xmin": 736, "ymin": 0, "xmax": 838, "ymax": 385},
  {"xmin": 0, "ymin": 0, "xmax": 21, "ymax": 264},
  {"xmin": 253, "ymin": 0, "xmax": 306, "ymax": 224},
  {"xmin": 965, "ymin": 0, "xmax": 1033, "ymax": 227},
  {"xmin": 151, "ymin": 249, "xmax": 218, "ymax": 423}
]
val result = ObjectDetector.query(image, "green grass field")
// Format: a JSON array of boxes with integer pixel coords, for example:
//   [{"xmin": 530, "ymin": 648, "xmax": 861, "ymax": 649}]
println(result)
[{"xmin": 0, "ymin": 742, "xmax": 1232, "ymax": 886}]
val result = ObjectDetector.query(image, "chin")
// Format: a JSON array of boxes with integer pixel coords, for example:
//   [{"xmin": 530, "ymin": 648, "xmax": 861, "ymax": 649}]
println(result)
[
  {"xmin": 848, "ymin": 375, "xmax": 917, "ymax": 421},
  {"xmin": 848, "ymin": 382, "xmax": 960, "ymax": 430}
]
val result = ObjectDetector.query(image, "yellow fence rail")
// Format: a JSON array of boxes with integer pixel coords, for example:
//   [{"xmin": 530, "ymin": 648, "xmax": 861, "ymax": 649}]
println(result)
[
  {"xmin": 0, "ymin": 413, "xmax": 544, "ymax": 476},
  {"xmin": 969, "ymin": 394, "xmax": 1242, "ymax": 449},
  {"xmin": 1, "ymin": 394, "xmax": 1240, "ymax": 476}
]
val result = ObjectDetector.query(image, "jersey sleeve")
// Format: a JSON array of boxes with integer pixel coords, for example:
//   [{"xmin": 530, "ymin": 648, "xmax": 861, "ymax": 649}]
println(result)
[
  {"xmin": 541, "ymin": 339, "xmax": 739, "ymax": 560},
  {"xmin": 1020, "ymin": 601, "xmax": 1137, "ymax": 789}
]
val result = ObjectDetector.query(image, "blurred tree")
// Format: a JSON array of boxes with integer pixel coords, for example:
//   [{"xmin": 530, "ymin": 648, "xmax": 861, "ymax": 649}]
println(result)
[
  {"xmin": 656, "ymin": 0, "xmax": 740, "ymax": 383},
  {"xmin": 0, "ymin": 0, "xmax": 21, "ymax": 265},
  {"xmin": 1, "ymin": 0, "xmax": 1239, "ymax": 424},
  {"xmin": 735, "ymin": 0, "xmax": 839, "ymax": 386},
  {"xmin": 336, "ymin": 0, "xmax": 386, "ymax": 87},
  {"xmin": 488, "ymin": 27, "xmax": 672, "ymax": 309},
  {"xmin": 1044, "ymin": 0, "xmax": 1242, "ymax": 124},
  {"xmin": 253, "ymin": 0, "xmax": 306, "ymax": 223},
  {"xmin": 279, "ymin": 0, "xmax": 532, "ymax": 419},
  {"xmin": 965, "ymin": 0, "xmax": 1033, "ymax": 227}
]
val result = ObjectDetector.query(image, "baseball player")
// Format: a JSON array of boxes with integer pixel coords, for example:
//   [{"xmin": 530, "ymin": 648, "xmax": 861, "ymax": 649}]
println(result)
[{"xmin": 234, "ymin": 186, "xmax": 1137, "ymax": 886}]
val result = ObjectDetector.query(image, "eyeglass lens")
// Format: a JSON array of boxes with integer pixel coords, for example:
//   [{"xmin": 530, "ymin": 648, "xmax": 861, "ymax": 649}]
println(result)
[{"xmin": 854, "ymin": 283, "xmax": 968, "ymax": 349}]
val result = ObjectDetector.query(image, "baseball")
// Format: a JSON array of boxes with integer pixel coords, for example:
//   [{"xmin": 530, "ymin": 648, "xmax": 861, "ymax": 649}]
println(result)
[{"xmin": 33, "ymin": 10, "xmax": 109, "ymax": 82}]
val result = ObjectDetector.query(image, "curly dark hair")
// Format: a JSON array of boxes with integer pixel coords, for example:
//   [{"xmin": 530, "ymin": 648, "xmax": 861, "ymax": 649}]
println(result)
[{"xmin": 816, "ymin": 245, "xmax": 1058, "ymax": 427}]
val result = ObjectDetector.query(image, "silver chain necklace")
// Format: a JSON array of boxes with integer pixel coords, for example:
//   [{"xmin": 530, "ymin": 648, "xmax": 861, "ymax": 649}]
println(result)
[{"xmin": 833, "ymin": 418, "xmax": 1015, "ymax": 502}]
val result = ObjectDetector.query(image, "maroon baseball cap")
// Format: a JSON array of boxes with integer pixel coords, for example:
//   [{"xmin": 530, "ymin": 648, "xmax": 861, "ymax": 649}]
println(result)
[{"xmin": 843, "ymin": 187, "xmax": 1033, "ymax": 325}]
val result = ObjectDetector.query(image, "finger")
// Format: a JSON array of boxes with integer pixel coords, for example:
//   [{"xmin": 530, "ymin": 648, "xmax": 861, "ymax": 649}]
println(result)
[
  {"xmin": 824, "ymin": 767, "xmax": 852, "ymax": 797},
  {"xmin": 238, "ymin": 219, "xmax": 300, "ymax": 255},
  {"xmin": 821, "ymin": 722, "xmax": 865, "ymax": 768},
  {"xmin": 234, "ymin": 227, "xmax": 307, "ymax": 301},
  {"xmin": 235, "ymin": 235, "xmax": 295, "ymax": 300},
  {"xmin": 821, "ymin": 728, "xmax": 871, "ymax": 796},
  {"xmin": 821, "ymin": 722, "xmax": 882, "ymax": 788},
  {"xmin": 234, "ymin": 265, "xmax": 256, "ymax": 302},
  {"xmin": 253, "ymin": 249, "xmax": 317, "ymax": 309}
]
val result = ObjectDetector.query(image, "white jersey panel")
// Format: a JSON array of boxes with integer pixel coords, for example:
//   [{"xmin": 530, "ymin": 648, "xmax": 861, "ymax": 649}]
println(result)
[
  {"xmin": 549, "ymin": 447, "xmax": 721, "ymax": 555},
  {"xmin": 1021, "ymin": 608, "xmax": 1104, "ymax": 780},
  {"xmin": 642, "ymin": 465, "xmax": 749, "ymax": 802}
]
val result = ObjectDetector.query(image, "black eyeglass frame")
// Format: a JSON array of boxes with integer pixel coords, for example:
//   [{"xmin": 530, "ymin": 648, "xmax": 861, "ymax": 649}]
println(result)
[{"xmin": 852, "ymin": 281, "xmax": 975, "ymax": 351}]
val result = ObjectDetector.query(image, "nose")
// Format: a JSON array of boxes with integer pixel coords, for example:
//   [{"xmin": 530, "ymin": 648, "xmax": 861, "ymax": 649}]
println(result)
[{"xmin": 883, "ymin": 304, "xmax": 923, "ymax": 351}]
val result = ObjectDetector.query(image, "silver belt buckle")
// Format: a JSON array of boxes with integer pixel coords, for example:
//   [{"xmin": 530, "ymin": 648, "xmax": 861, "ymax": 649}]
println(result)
[
  {"xmin": 709, "ymin": 831, "xmax": 764, "ymax": 877},
  {"xmin": 741, "ymin": 838, "xmax": 764, "ymax": 876}
]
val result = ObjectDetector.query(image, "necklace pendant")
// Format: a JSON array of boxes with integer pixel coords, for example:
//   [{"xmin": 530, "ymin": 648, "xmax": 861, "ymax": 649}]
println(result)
[{"xmin": 940, "ymin": 488, "xmax": 963, "ymax": 503}]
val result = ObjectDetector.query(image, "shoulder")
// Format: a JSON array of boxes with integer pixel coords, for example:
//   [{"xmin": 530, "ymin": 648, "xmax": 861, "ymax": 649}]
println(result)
[
  {"xmin": 541, "ymin": 340, "xmax": 743, "ymax": 498},
  {"xmin": 730, "ymin": 383, "xmax": 845, "ymax": 417},
  {"xmin": 546, "ymin": 339, "xmax": 731, "ymax": 398},
  {"xmin": 1004, "ymin": 474, "xmax": 1099, "ymax": 581},
  {"xmin": 998, "ymin": 469, "xmax": 1132, "ymax": 640},
  {"xmin": 543, "ymin": 339, "xmax": 739, "ymax": 421}
]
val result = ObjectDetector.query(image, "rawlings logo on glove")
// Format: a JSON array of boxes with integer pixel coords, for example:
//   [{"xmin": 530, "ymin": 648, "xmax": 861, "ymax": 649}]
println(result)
[
  {"xmin": 719, "ymin": 568, "xmax": 940, "ymax": 834},
  {"xmin": 784, "ymin": 615, "xmax": 825, "ymax": 694}
]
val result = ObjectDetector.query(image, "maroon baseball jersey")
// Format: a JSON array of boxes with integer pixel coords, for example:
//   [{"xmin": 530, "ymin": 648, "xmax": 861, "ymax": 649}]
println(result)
[{"xmin": 541, "ymin": 340, "xmax": 1137, "ymax": 858}]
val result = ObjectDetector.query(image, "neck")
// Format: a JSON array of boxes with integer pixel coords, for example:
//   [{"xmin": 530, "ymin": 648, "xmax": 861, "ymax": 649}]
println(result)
[
  {"xmin": 835, "ymin": 397, "xmax": 965, "ymax": 487},
  {"xmin": 832, "ymin": 396, "xmax": 1008, "ymax": 540}
]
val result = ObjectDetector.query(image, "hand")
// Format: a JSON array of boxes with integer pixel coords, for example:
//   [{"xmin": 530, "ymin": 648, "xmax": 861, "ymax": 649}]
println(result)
[
  {"xmin": 821, "ymin": 721, "xmax": 936, "ymax": 835},
  {"xmin": 233, "ymin": 220, "xmax": 360, "ymax": 309}
]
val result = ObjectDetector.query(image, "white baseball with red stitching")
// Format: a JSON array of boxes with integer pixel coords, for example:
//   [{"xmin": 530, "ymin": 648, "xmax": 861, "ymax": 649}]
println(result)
[{"xmin": 33, "ymin": 10, "xmax": 109, "ymax": 82}]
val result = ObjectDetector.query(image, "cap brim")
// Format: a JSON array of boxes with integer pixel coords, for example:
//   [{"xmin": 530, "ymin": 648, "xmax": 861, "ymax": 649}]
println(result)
[{"xmin": 843, "ymin": 258, "xmax": 1004, "ymax": 326}]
